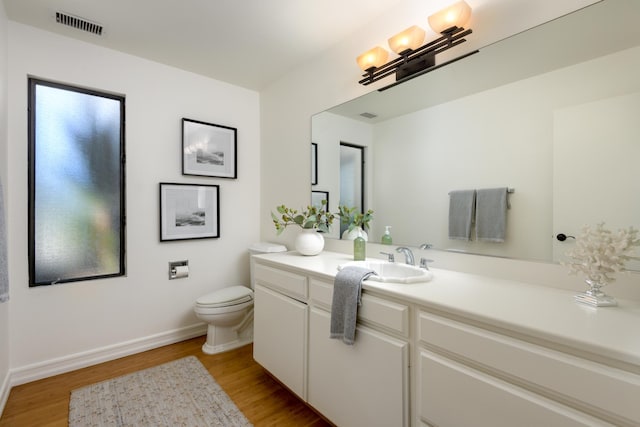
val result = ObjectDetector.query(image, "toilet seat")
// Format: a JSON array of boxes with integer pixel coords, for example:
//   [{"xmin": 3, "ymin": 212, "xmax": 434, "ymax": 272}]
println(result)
[{"xmin": 196, "ymin": 286, "xmax": 253, "ymax": 308}]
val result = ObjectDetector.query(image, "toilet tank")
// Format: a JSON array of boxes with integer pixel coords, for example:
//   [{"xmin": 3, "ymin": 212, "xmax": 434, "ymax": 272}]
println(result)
[{"xmin": 248, "ymin": 242, "xmax": 287, "ymax": 289}]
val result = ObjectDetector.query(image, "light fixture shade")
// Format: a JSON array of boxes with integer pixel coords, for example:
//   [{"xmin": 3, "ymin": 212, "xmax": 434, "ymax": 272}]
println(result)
[
  {"xmin": 388, "ymin": 25, "xmax": 426, "ymax": 54},
  {"xmin": 356, "ymin": 46, "xmax": 389, "ymax": 71},
  {"xmin": 428, "ymin": 1, "xmax": 472, "ymax": 34}
]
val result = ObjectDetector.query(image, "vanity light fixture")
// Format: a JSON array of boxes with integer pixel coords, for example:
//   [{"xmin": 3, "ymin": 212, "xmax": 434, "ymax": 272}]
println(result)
[
  {"xmin": 356, "ymin": 47, "xmax": 389, "ymax": 72},
  {"xmin": 357, "ymin": 1, "xmax": 474, "ymax": 87},
  {"xmin": 388, "ymin": 26, "xmax": 426, "ymax": 55},
  {"xmin": 428, "ymin": 1, "xmax": 472, "ymax": 35}
]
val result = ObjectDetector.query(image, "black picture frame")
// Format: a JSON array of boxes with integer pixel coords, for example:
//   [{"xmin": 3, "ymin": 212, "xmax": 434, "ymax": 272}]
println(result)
[
  {"xmin": 182, "ymin": 118, "xmax": 237, "ymax": 179},
  {"xmin": 311, "ymin": 190, "xmax": 329, "ymax": 210},
  {"xmin": 160, "ymin": 183, "xmax": 220, "ymax": 241},
  {"xmin": 311, "ymin": 142, "xmax": 318, "ymax": 185}
]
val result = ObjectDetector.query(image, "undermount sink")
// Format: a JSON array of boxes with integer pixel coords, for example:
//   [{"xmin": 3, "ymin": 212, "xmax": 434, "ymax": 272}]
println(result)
[{"xmin": 338, "ymin": 260, "xmax": 433, "ymax": 284}]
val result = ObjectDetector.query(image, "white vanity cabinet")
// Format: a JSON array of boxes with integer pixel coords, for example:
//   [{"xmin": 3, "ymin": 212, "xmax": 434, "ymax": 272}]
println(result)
[
  {"xmin": 307, "ymin": 277, "xmax": 410, "ymax": 427},
  {"xmin": 252, "ymin": 256, "xmax": 410, "ymax": 427},
  {"xmin": 416, "ymin": 310, "xmax": 640, "ymax": 427},
  {"xmin": 253, "ymin": 263, "xmax": 309, "ymax": 399},
  {"xmin": 252, "ymin": 251, "xmax": 640, "ymax": 427}
]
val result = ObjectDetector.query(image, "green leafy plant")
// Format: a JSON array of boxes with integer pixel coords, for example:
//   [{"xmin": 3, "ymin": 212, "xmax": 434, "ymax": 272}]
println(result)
[
  {"xmin": 271, "ymin": 200, "xmax": 335, "ymax": 235},
  {"xmin": 337, "ymin": 205, "xmax": 374, "ymax": 232}
]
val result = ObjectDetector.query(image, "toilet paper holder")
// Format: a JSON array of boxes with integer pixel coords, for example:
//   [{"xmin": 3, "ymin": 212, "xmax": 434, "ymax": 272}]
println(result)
[{"xmin": 169, "ymin": 260, "xmax": 189, "ymax": 280}]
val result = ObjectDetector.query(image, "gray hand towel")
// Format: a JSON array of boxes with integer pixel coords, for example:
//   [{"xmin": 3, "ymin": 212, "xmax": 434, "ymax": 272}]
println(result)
[
  {"xmin": 448, "ymin": 189, "xmax": 476, "ymax": 241},
  {"xmin": 475, "ymin": 187, "xmax": 508, "ymax": 242},
  {"xmin": 330, "ymin": 266, "xmax": 376, "ymax": 345}
]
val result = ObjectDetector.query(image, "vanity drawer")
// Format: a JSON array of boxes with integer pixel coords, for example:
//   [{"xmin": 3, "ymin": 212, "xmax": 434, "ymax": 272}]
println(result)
[
  {"xmin": 309, "ymin": 278, "xmax": 334, "ymax": 310},
  {"xmin": 310, "ymin": 278, "xmax": 409, "ymax": 337},
  {"xmin": 418, "ymin": 311, "xmax": 640, "ymax": 424},
  {"xmin": 254, "ymin": 263, "xmax": 307, "ymax": 302},
  {"xmin": 418, "ymin": 349, "xmax": 614, "ymax": 427}
]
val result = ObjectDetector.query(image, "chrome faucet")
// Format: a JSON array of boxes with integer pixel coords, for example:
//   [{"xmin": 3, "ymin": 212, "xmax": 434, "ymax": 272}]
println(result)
[
  {"xmin": 418, "ymin": 243, "xmax": 434, "ymax": 270},
  {"xmin": 396, "ymin": 247, "xmax": 415, "ymax": 265},
  {"xmin": 419, "ymin": 258, "xmax": 434, "ymax": 270},
  {"xmin": 380, "ymin": 251, "xmax": 395, "ymax": 262}
]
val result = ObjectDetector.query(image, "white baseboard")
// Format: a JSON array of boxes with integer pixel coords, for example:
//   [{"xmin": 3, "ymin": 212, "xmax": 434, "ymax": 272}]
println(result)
[
  {"xmin": 9, "ymin": 323, "xmax": 207, "ymax": 387},
  {"xmin": 0, "ymin": 370, "xmax": 10, "ymax": 419}
]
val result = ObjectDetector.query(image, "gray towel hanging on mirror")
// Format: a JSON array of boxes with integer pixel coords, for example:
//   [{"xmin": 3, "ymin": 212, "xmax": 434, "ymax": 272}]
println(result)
[
  {"xmin": 475, "ymin": 187, "xmax": 508, "ymax": 242},
  {"xmin": 448, "ymin": 189, "xmax": 476, "ymax": 241}
]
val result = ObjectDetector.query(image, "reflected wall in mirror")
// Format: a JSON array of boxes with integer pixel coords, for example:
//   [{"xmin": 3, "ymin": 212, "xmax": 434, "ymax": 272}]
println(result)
[{"xmin": 311, "ymin": 0, "xmax": 640, "ymax": 266}]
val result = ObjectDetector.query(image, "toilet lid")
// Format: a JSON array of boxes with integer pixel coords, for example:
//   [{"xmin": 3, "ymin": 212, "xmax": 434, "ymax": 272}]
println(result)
[{"xmin": 196, "ymin": 286, "xmax": 253, "ymax": 307}]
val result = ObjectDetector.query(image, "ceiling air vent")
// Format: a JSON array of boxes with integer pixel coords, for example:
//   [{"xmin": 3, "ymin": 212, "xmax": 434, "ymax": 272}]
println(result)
[
  {"xmin": 55, "ymin": 12, "xmax": 103, "ymax": 36},
  {"xmin": 359, "ymin": 112, "xmax": 378, "ymax": 119}
]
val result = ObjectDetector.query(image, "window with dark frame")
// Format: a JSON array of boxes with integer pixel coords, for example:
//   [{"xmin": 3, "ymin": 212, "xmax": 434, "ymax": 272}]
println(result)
[{"xmin": 28, "ymin": 78, "xmax": 126, "ymax": 286}]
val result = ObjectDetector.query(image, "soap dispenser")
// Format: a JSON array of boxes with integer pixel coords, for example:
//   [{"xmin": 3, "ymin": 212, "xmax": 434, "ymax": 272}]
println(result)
[
  {"xmin": 381, "ymin": 226, "xmax": 393, "ymax": 245},
  {"xmin": 354, "ymin": 235, "xmax": 366, "ymax": 261}
]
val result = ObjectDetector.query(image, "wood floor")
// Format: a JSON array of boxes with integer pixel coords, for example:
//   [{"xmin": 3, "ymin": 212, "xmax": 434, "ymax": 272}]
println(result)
[{"xmin": 0, "ymin": 336, "xmax": 332, "ymax": 427}]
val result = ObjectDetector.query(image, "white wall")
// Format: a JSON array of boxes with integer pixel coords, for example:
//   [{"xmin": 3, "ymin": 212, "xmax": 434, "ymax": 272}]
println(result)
[
  {"xmin": 6, "ymin": 23, "xmax": 260, "ymax": 383},
  {"xmin": 0, "ymin": 0, "xmax": 10, "ymax": 414}
]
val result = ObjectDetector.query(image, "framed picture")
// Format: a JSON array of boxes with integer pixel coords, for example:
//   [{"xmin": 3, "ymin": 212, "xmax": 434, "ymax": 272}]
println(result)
[
  {"xmin": 182, "ymin": 118, "xmax": 237, "ymax": 179},
  {"xmin": 160, "ymin": 183, "xmax": 220, "ymax": 241},
  {"xmin": 311, "ymin": 190, "xmax": 329, "ymax": 210},
  {"xmin": 311, "ymin": 143, "xmax": 318, "ymax": 185}
]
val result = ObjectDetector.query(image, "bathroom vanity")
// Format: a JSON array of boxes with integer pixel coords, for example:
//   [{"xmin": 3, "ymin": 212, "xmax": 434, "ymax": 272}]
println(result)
[{"xmin": 252, "ymin": 251, "xmax": 640, "ymax": 427}]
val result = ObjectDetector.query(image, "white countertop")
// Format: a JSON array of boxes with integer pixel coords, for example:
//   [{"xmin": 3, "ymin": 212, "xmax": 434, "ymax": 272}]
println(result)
[{"xmin": 254, "ymin": 250, "xmax": 640, "ymax": 368}]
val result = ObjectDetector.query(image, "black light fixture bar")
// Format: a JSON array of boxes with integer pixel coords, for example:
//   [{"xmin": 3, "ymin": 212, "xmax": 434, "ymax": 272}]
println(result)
[
  {"xmin": 359, "ymin": 27, "xmax": 472, "ymax": 86},
  {"xmin": 378, "ymin": 49, "xmax": 479, "ymax": 92}
]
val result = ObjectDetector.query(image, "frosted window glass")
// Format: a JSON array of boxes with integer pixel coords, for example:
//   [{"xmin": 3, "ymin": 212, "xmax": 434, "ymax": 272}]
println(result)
[{"xmin": 29, "ymin": 79, "xmax": 125, "ymax": 286}]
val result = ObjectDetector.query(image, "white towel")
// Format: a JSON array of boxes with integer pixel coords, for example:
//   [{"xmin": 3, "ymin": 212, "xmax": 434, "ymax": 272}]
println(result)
[
  {"xmin": 448, "ymin": 190, "xmax": 476, "ymax": 241},
  {"xmin": 475, "ymin": 187, "xmax": 508, "ymax": 242},
  {"xmin": 0, "ymin": 178, "xmax": 8, "ymax": 303},
  {"xmin": 330, "ymin": 266, "xmax": 376, "ymax": 345}
]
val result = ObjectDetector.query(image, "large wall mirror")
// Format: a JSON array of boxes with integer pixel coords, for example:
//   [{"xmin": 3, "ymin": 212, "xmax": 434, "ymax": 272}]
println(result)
[{"xmin": 311, "ymin": 0, "xmax": 640, "ymax": 267}]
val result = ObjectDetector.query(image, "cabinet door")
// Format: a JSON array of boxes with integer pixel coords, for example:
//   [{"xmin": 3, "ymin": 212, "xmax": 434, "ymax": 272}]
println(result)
[
  {"xmin": 308, "ymin": 307, "xmax": 409, "ymax": 427},
  {"xmin": 253, "ymin": 284, "xmax": 308, "ymax": 399},
  {"xmin": 418, "ymin": 350, "xmax": 615, "ymax": 427},
  {"xmin": 418, "ymin": 311, "xmax": 640, "ymax": 424}
]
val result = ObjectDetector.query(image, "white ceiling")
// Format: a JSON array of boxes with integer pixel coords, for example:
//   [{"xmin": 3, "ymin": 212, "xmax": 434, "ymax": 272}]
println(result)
[{"xmin": 2, "ymin": 0, "xmax": 402, "ymax": 91}]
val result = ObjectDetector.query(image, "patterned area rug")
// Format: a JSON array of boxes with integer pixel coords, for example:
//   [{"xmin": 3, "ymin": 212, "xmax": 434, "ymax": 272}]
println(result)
[{"xmin": 69, "ymin": 356, "xmax": 252, "ymax": 426}]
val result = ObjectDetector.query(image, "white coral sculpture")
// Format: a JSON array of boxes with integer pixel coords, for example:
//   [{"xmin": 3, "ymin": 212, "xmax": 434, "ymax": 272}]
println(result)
[{"xmin": 564, "ymin": 223, "xmax": 640, "ymax": 285}]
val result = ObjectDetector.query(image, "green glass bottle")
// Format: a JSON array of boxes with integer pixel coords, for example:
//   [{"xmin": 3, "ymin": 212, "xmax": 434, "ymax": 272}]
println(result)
[
  {"xmin": 354, "ymin": 236, "xmax": 366, "ymax": 261},
  {"xmin": 381, "ymin": 225, "xmax": 393, "ymax": 245}
]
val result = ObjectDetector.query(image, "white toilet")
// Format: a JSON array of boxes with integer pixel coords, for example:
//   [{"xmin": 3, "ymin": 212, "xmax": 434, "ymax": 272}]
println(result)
[{"xmin": 194, "ymin": 242, "xmax": 287, "ymax": 354}]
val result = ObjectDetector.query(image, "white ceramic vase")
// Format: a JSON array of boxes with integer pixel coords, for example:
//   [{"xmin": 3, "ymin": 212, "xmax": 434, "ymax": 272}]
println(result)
[
  {"xmin": 342, "ymin": 227, "xmax": 368, "ymax": 242},
  {"xmin": 295, "ymin": 228, "xmax": 325, "ymax": 256}
]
